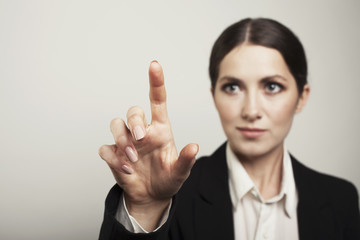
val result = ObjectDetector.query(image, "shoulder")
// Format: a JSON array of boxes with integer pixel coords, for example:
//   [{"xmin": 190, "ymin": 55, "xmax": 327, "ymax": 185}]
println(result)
[
  {"xmin": 291, "ymin": 155, "xmax": 359, "ymax": 204},
  {"xmin": 292, "ymin": 155, "xmax": 360, "ymax": 236}
]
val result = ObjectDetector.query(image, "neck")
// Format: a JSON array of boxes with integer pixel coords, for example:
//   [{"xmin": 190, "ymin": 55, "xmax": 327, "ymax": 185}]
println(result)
[{"xmin": 234, "ymin": 144, "xmax": 284, "ymax": 200}]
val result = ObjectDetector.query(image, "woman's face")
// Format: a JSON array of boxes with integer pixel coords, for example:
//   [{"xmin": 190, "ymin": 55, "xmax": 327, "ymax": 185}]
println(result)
[{"xmin": 213, "ymin": 44, "xmax": 309, "ymax": 159}]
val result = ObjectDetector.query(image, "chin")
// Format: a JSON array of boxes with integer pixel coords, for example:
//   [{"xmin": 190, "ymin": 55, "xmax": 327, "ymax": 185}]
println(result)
[{"xmin": 228, "ymin": 139, "xmax": 281, "ymax": 160}]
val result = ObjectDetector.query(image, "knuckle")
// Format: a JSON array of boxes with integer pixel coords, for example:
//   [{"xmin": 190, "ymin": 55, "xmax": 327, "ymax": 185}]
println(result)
[
  {"xmin": 127, "ymin": 115, "xmax": 139, "ymax": 126},
  {"xmin": 110, "ymin": 118, "xmax": 128, "ymax": 136},
  {"xmin": 98, "ymin": 145, "xmax": 109, "ymax": 160},
  {"xmin": 110, "ymin": 118, "xmax": 124, "ymax": 128},
  {"xmin": 126, "ymin": 105, "xmax": 143, "ymax": 119},
  {"xmin": 115, "ymin": 134, "xmax": 128, "ymax": 146}
]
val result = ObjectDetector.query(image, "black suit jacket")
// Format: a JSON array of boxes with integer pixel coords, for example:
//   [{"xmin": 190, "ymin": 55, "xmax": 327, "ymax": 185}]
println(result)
[{"xmin": 99, "ymin": 143, "xmax": 360, "ymax": 240}]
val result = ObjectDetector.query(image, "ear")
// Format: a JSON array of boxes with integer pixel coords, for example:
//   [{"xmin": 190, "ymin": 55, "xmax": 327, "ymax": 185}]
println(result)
[
  {"xmin": 210, "ymin": 87, "xmax": 219, "ymax": 110},
  {"xmin": 295, "ymin": 84, "xmax": 310, "ymax": 113}
]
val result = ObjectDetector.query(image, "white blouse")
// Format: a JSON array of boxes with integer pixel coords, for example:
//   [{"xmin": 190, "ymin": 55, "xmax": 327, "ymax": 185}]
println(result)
[
  {"xmin": 226, "ymin": 144, "xmax": 299, "ymax": 240},
  {"xmin": 116, "ymin": 144, "xmax": 300, "ymax": 240}
]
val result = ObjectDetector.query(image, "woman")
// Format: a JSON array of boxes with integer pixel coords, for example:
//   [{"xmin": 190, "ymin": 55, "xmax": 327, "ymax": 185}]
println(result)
[{"xmin": 98, "ymin": 18, "xmax": 360, "ymax": 239}]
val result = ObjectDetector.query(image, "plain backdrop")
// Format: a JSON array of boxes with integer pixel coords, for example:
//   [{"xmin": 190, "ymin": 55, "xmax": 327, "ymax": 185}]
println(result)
[{"xmin": 0, "ymin": 0, "xmax": 359, "ymax": 239}]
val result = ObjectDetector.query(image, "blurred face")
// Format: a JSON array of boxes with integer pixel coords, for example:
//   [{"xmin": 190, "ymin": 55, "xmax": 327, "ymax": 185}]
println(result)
[{"xmin": 213, "ymin": 44, "xmax": 309, "ymax": 160}]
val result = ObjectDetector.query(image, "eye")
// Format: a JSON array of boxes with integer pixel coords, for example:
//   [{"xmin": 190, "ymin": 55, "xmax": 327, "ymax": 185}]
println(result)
[
  {"xmin": 265, "ymin": 82, "xmax": 283, "ymax": 94},
  {"xmin": 222, "ymin": 83, "xmax": 240, "ymax": 93}
]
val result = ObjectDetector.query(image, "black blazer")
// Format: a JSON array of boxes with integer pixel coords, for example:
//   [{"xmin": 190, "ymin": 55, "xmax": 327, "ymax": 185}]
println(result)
[{"xmin": 99, "ymin": 143, "xmax": 360, "ymax": 240}]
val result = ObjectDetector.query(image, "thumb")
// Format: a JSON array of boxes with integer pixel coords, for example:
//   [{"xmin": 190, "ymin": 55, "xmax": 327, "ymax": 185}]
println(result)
[{"xmin": 173, "ymin": 143, "xmax": 199, "ymax": 179}]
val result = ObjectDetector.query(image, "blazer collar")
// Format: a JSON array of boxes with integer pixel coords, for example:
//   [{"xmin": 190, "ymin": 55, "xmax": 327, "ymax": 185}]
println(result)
[
  {"xmin": 198, "ymin": 147, "xmax": 330, "ymax": 209},
  {"xmin": 198, "ymin": 142, "xmax": 230, "ymax": 204},
  {"xmin": 195, "ymin": 142, "xmax": 234, "ymax": 240},
  {"xmin": 195, "ymin": 143, "xmax": 335, "ymax": 240},
  {"xmin": 291, "ymin": 156, "xmax": 335, "ymax": 239}
]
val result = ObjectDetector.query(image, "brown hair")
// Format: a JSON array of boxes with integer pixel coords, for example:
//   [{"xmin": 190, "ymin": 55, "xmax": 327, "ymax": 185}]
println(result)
[{"xmin": 209, "ymin": 18, "xmax": 308, "ymax": 94}]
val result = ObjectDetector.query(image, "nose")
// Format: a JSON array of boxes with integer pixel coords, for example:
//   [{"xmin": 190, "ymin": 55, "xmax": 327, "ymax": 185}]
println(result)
[{"xmin": 241, "ymin": 91, "xmax": 262, "ymax": 121}]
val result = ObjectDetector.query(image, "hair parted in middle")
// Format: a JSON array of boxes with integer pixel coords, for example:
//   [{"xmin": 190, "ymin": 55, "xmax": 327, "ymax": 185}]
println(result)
[{"xmin": 209, "ymin": 18, "xmax": 308, "ymax": 94}]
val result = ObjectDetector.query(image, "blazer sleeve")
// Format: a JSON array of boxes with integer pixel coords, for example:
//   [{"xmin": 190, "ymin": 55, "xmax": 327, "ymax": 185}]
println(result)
[{"xmin": 98, "ymin": 184, "xmax": 176, "ymax": 240}]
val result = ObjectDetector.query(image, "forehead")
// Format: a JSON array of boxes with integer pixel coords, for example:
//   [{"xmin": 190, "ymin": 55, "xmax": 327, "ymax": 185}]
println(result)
[{"xmin": 218, "ymin": 44, "xmax": 294, "ymax": 81}]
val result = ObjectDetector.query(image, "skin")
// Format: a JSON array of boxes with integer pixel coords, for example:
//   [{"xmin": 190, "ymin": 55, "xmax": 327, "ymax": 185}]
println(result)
[
  {"xmin": 99, "ymin": 45, "xmax": 310, "ymax": 230},
  {"xmin": 99, "ymin": 61, "xmax": 199, "ymax": 231},
  {"xmin": 213, "ymin": 43, "xmax": 310, "ymax": 199}
]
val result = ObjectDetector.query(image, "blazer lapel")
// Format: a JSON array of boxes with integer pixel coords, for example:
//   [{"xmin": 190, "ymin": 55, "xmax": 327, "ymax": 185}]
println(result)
[
  {"xmin": 194, "ymin": 143, "xmax": 234, "ymax": 240},
  {"xmin": 292, "ymin": 157, "xmax": 337, "ymax": 240},
  {"xmin": 190, "ymin": 146, "xmax": 338, "ymax": 240}
]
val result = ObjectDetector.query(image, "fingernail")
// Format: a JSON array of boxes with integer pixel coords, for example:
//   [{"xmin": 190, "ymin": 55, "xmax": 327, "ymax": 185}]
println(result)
[
  {"xmin": 151, "ymin": 60, "xmax": 158, "ymax": 63},
  {"xmin": 122, "ymin": 165, "xmax": 134, "ymax": 175},
  {"xmin": 125, "ymin": 146, "xmax": 138, "ymax": 163},
  {"xmin": 133, "ymin": 126, "xmax": 145, "ymax": 141}
]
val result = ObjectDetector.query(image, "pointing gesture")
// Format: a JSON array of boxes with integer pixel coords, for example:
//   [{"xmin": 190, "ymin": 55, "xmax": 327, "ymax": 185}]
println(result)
[
  {"xmin": 99, "ymin": 61, "xmax": 199, "ymax": 231},
  {"xmin": 149, "ymin": 61, "xmax": 168, "ymax": 123}
]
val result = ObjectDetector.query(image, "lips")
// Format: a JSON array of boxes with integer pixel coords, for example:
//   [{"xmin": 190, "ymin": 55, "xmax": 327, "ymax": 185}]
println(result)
[{"xmin": 237, "ymin": 127, "xmax": 266, "ymax": 138}]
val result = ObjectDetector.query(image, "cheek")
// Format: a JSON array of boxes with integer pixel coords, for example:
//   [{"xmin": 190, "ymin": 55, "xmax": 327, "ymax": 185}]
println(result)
[
  {"xmin": 215, "ymin": 97, "xmax": 240, "ymax": 124},
  {"xmin": 264, "ymin": 97, "xmax": 297, "ymax": 127}
]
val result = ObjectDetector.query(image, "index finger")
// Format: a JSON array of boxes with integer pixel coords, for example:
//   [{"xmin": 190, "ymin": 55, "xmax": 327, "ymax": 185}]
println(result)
[{"xmin": 149, "ymin": 61, "xmax": 168, "ymax": 123}]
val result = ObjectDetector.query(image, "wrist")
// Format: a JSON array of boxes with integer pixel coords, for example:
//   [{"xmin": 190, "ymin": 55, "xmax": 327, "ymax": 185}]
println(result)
[{"xmin": 124, "ymin": 194, "xmax": 171, "ymax": 232}]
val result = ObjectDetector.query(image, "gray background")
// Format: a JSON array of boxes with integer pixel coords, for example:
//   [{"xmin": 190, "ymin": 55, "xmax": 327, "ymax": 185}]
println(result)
[{"xmin": 0, "ymin": 0, "xmax": 359, "ymax": 239}]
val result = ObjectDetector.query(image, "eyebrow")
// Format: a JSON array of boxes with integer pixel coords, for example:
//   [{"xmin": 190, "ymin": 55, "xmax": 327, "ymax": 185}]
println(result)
[
  {"xmin": 218, "ymin": 76, "xmax": 243, "ymax": 83},
  {"xmin": 262, "ymin": 74, "xmax": 288, "ymax": 82},
  {"xmin": 218, "ymin": 74, "xmax": 288, "ymax": 83}
]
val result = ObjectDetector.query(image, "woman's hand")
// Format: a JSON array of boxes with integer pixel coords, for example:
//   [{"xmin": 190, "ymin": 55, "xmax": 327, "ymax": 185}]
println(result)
[{"xmin": 99, "ymin": 61, "xmax": 199, "ymax": 231}]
